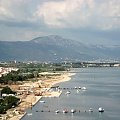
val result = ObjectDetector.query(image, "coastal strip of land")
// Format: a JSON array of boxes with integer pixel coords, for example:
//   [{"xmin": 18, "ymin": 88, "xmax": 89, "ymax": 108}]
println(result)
[{"xmin": 1, "ymin": 72, "xmax": 75, "ymax": 120}]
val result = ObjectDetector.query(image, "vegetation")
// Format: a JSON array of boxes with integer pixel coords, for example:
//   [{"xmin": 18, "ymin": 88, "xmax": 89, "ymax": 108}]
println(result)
[
  {"xmin": 0, "ymin": 96, "xmax": 20, "ymax": 114},
  {"xmin": 53, "ymin": 67, "xmax": 66, "ymax": 71},
  {"xmin": 1, "ymin": 86, "xmax": 16, "ymax": 95},
  {"xmin": 0, "ymin": 71, "xmax": 34, "ymax": 84},
  {"xmin": 0, "ymin": 87, "xmax": 20, "ymax": 114},
  {"xmin": 0, "ymin": 62, "xmax": 70, "ymax": 84}
]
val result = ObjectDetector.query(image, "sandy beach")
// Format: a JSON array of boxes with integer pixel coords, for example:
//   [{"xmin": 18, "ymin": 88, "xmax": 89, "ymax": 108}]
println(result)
[{"xmin": 1, "ymin": 72, "xmax": 75, "ymax": 120}]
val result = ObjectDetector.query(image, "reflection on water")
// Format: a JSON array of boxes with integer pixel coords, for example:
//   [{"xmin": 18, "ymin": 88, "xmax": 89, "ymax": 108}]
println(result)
[{"xmin": 22, "ymin": 67, "xmax": 120, "ymax": 120}]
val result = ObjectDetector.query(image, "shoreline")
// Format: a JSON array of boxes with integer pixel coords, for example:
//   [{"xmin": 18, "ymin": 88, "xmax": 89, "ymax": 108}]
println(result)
[{"xmin": 1, "ymin": 72, "xmax": 76, "ymax": 120}]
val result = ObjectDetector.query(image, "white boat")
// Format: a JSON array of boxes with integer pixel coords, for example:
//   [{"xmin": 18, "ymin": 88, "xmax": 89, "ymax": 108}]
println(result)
[
  {"xmin": 71, "ymin": 109, "xmax": 76, "ymax": 113},
  {"xmin": 75, "ymin": 86, "xmax": 77, "ymax": 89},
  {"xmin": 39, "ymin": 100, "xmax": 45, "ymax": 103},
  {"xmin": 98, "ymin": 107, "xmax": 104, "ymax": 112},
  {"xmin": 77, "ymin": 89, "xmax": 80, "ymax": 93},
  {"xmin": 89, "ymin": 108, "xmax": 93, "ymax": 112},
  {"xmin": 55, "ymin": 110, "xmax": 60, "ymax": 113},
  {"xmin": 82, "ymin": 87, "xmax": 87, "ymax": 90},
  {"xmin": 63, "ymin": 109, "xmax": 68, "ymax": 113},
  {"xmin": 65, "ymin": 91, "xmax": 71, "ymax": 95},
  {"xmin": 78, "ymin": 86, "xmax": 81, "ymax": 89},
  {"xmin": 27, "ymin": 113, "xmax": 32, "ymax": 116}
]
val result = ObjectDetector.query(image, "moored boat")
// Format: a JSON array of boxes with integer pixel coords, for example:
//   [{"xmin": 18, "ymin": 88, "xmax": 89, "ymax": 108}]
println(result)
[
  {"xmin": 75, "ymin": 86, "xmax": 77, "ymax": 89},
  {"xmin": 89, "ymin": 108, "xmax": 93, "ymax": 112},
  {"xmin": 71, "ymin": 109, "xmax": 76, "ymax": 113},
  {"xmin": 63, "ymin": 109, "xmax": 68, "ymax": 113},
  {"xmin": 65, "ymin": 91, "xmax": 71, "ymax": 95},
  {"xmin": 78, "ymin": 86, "xmax": 81, "ymax": 89},
  {"xmin": 98, "ymin": 107, "xmax": 104, "ymax": 112},
  {"xmin": 55, "ymin": 110, "xmax": 60, "ymax": 113},
  {"xmin": 81, "ymin": 87, "xmax": 87, "ymax": 90},
  {"xmin": 39, "ymin": 100, "xmax": 45, "ymax": 103},
  {"xmin": 27, "ymin": 113, "xmax": 32, "ymax": 116},
  {"xmin": 77, "ymin": 89, "xmax": 80, "ymax": 93}
]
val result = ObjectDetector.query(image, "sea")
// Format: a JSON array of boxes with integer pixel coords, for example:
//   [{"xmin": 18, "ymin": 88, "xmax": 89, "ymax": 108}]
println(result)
[{"xmin": 22, "ymin": 67, "xmax": 120, "ymax": 120}]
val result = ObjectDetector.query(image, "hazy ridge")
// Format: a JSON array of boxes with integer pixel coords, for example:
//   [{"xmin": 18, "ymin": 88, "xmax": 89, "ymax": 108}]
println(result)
[{"xmin": 0, "ymin": 35, "xmax": 119, "ymax": 62}]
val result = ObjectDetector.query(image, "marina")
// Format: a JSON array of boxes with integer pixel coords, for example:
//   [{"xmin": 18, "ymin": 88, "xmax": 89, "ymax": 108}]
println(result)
[
  {"xmin": 22, "ymin": 68, "xmax": 120, "ymax": 120},
  {"xmin": 33, "ymin": 108, "xmax": 101, "ymax": 113}
]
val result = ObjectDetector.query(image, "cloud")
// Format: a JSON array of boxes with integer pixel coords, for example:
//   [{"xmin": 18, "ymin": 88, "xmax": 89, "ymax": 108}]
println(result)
[
  {"xmin": 0, "ymin": 0, "xmax": 119, "ymax": 30},
  {"xmin": 0, "ymin": 0, "xmax": 37, "ymax": 22},
  {"xmin": 0, "ymin": 6, "xmax": 13, "ymax": 19},
  {"xmin": 0, "ymin": 24, "xmax": 47, "ymax": 41},
  {"xmin": 0, "ymin": 0, "xmax": 119, "ymax": 43},
  {"xmin": 36, "ymin": 0, "xmax": 120, "ymax": 30}
]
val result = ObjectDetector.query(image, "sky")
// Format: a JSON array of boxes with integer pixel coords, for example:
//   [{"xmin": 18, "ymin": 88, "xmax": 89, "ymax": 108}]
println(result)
[{"xmin": 0, "ymin": 0, "xmax": 120, "ymax": 45}]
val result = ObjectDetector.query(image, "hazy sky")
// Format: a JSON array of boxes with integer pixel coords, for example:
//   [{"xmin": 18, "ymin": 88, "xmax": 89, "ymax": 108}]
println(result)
[{"xmin": 0, "ymin": 0, "xmax": 120, "ymax": 45}]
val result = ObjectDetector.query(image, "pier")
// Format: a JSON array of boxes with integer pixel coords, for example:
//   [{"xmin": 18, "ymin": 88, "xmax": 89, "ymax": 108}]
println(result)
[
  {"xmin": 52, "ymin": 86, "xmax": 87, "ymax": 90},
  {"xmin": 33, "ymin": 108, "xmax": 104, "ymax": 114}
]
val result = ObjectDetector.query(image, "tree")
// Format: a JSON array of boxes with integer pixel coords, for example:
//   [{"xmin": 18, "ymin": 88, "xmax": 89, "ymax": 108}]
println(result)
[
  {"xmin": 0, "ymin": 105, "xmax": 6, "ymax": 114},
  {"xmin": 1, "ymin": 86, "xmax": 16, "ymax": 95},
  {"xmin": 0, "ymin": 96, "xmax": 20, "ymax": 114},
  {"xmin": 4, "ymin": 96, "xmax": 20, "ymax": 108}
]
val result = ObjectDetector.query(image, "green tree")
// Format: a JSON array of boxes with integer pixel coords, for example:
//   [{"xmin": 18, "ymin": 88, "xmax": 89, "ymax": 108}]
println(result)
[
  {"xmin": 4, "ymin": 96, "xmax": 20, "ymax": 109},
  {"xmin": 0, "ymin": 105, "xmax": 6, "ymax": 114},
  {"xmin": 1, "ymin": 86, "xmax": 16, "ymax": 95}
]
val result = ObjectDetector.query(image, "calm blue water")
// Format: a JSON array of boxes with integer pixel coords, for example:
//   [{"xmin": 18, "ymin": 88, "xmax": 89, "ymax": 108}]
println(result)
[{"xmin": 22, "ymin": 67, "xmax": 120, "ymax": 120}]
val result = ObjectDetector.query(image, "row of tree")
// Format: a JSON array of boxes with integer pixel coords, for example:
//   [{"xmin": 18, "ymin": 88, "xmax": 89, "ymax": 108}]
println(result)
[{"xmin": 0, "ymin": 71, "xmax": 34, "ymax": 84}]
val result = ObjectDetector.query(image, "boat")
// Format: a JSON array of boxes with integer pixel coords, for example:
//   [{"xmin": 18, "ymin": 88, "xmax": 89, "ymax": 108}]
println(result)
[
  {"xmin": 71, "ymin": 109, "xmax": 76, "ymax": 113},
  {"xmin": 98, "ymin": 107, "xmax": 104, "ymax": 112},
  {"xmin": 55, "ymin": 110, "xmax": 59, "ymax": 113},
  {"xmin": 65, "ymin": 91, "xmax": 71, "ymax": 95},
  {"xmin": 63, "ymin": 109, "xmax": 68, "ymax": 113},
  {"xmin": 89, "ymin": 108, "xmax": 93, "ymax": 112},
  {"xmin": 27, "ymin": 113, "xmax": 32, "ymax": 116},
  {"xmin": 39, "ymin": 100, "xmax": 45, "ymax": 103},
  {"xmin": 78, "ymin": 86, "xmax": 81, "ymax": 89},
  {"xmin": 75, "ymin": 86, "xmax": 77, "ymax": 89},
  {"xmin": 81, "ymin": 87, "xmax": 87, "ymax": 90},
  {"xmin": 77, "ymin": 89, "xmax": 80, "ymax": 93}
]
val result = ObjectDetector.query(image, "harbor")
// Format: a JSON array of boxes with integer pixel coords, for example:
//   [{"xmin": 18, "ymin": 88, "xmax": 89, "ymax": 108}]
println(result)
[{"xmin": 22, "ymin": 67, "xmax": 120, "ymax": 120}]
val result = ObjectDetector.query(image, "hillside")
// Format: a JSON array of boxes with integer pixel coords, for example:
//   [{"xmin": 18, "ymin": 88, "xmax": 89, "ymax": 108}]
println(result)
[{"xmin": 0, "ymin": 35, "xmax": 119, "ymax": 62}]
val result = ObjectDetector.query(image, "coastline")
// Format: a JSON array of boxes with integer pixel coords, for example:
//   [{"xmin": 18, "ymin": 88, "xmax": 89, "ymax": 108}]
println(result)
[{"xmin": 1, "ymin": 72, "xmax": 75, "ymax": 120}]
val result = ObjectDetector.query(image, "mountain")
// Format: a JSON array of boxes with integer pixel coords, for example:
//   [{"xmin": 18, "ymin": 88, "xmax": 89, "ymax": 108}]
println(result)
[{"xmin": 0, "ymin": 35, "xmax": 120, "ymax": 62}]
